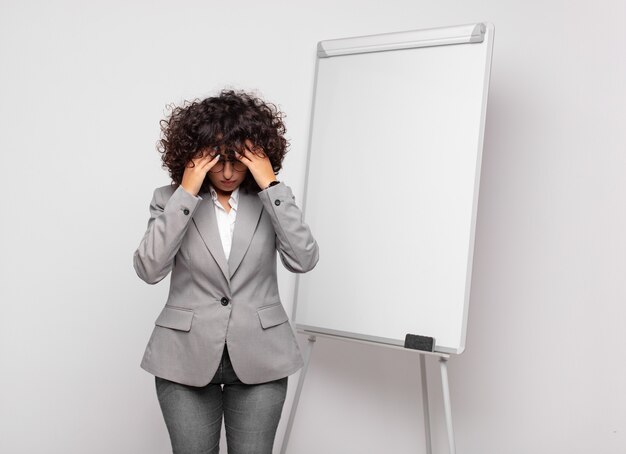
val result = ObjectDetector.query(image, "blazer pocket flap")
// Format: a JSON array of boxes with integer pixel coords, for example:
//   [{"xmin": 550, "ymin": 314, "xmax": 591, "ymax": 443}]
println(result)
[
  {"xmin": 257, "ymin": 303, "xmax": 289, "ymax": 329},
  {"xmin": 155, "ymin": 306, "xmax": 194, "ymax": 332}
]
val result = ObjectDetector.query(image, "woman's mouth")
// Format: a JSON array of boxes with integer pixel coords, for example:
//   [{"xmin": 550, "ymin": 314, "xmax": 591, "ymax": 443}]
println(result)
[{"xmin": 221, "ymin": 180, "xmax": 236, "ymax": 186}]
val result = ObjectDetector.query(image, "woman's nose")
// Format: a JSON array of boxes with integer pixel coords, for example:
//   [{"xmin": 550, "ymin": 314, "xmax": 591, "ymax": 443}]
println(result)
[{"xmin": 223, "ymin": 160, "xmax": 234, "ymax": 178}]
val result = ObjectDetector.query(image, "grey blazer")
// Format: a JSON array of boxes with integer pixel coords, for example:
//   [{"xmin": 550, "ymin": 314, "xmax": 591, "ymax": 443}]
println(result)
[{"xmin": 133, "ymin": 181, "xmax": 319, "ymax": 386}]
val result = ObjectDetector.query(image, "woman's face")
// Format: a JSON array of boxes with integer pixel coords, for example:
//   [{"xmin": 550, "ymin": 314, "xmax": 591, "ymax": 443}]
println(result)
[{"xmin": 204, "ymin": 145, "xmax": 248, "ymax": 193}]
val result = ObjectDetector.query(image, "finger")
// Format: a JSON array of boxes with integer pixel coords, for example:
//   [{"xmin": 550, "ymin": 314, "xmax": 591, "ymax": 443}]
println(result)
[
  {"xmin": 203, "ymin": 151, "xmax": 219, "ymax": 161},
  {"xmin": 250, "ymin": 144, "xmax": 267, "ymax": 158},
  {"xmin": 202, "ymin": 147, "xmax": 220, "ymax": 159},
  {"xmin": 233, "ymin": 153, "xmax": 251, "ymax": 169},
  {"xmin": 244, "ymin": 139, "xmax": 255, "ymax": 152},
  {"xmin": 235, "ymin": 149, "xmax": 253, "ymax": 162},
  {"xmin": 200, "ymin": 153, "xmax": 220, "ymax": 171},
  {"xmin": 241, "ymin": 145, "xmax": 267, "ymax": 161},
  {"xmin": 242, "ymin": 140, "xmax": 263, "ymax": 158},
  {"xmin": 191, "ymin": 149, "xmax": 212, "ymax": 164}
]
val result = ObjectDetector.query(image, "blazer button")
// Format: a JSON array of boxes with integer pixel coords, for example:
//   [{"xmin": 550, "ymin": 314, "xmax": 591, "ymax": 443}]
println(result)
[
  {"xmin": 274, "ymin": 199, "xmax": 281, "ymax": 206},
  {"xmin": 220, "ymin": 297, "xmax": 230, "ymax": 306},
  {"xmin": 183, "ymin": 208, "xmax": 190, "ymax": 215}
]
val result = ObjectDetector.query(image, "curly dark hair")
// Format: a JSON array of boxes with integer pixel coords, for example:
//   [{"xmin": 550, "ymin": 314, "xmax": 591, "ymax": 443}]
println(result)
[{"xmin": 157, "ymin": 88, "xmax": 289, "ymax": 194}]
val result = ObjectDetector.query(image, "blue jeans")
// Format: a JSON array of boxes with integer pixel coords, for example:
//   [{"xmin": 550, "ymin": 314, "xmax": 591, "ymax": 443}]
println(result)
[{"xmin": 155, "ymin": 343, "xmax": 288, "ymax": 454}]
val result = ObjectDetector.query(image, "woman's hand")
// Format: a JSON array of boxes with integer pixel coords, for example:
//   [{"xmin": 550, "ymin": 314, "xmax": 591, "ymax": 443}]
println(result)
[
  {"xmin": 181, "ymin": 149, "xmax": 221, "ymax": 196},
  {"xmin": 235, "ymin": 139, "xmax": 277, "ymax": 189}
]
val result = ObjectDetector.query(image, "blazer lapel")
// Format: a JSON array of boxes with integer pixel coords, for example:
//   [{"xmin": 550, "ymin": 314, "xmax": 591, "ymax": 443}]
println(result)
[
  {"xmin": 227, "ymin": 188, "xmax": 263, "ymax": 278},
  {"xmin": 192, "ymin": 193, "xmax": 230, "ymax": 282},
  {"xmin": 192, "ymin": 187, "xmax": 264, "ymax": 283}
]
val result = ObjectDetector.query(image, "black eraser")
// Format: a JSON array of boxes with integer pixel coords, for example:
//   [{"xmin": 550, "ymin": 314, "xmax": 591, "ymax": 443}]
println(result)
[{"xmin": 404, "ymin": 334, "xmax": 435, "ymax": 352}]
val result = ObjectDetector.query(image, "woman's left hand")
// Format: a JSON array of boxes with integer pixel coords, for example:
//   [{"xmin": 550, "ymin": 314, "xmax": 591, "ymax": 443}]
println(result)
[{"xmin": 235, "ymin": 139, "xmax": 277, "ymax": 189}]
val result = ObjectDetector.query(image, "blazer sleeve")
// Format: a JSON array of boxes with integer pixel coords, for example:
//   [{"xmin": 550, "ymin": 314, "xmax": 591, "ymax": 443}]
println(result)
[
  {"xmin": 257, "ymin": 181, "xmax": 319, "ymax": 273},
  {"xmin": 133, "ymin": 185, "xmax": 203, "ymax": 284}
]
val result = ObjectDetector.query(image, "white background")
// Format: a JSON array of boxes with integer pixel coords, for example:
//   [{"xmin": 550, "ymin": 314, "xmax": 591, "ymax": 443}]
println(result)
[{"xmin": 1, "ymin": 1, "xmax": 624, "ymax": 453}]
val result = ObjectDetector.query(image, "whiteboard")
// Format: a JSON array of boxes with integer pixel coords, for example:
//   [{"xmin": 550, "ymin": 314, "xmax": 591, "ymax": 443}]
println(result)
[{"xmin": 293, "ymin": 23, "xmax": 494, "ymax": 354}]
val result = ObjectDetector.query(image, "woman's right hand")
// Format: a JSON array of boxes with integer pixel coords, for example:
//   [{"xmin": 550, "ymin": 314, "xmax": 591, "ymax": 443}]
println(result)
[{"xmin": 181, "ymin": 149, "xmax": 221, "ymax": 196}]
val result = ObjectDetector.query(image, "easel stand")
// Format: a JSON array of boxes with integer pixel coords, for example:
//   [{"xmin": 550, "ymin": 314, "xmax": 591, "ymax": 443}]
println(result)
[{"xmin": 280, "ymin": 333, "xmax": 456, "ymax": 454}]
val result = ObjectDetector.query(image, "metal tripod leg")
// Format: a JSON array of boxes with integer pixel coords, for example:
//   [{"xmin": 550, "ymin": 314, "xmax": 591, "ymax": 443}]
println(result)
[
  {"xmin": 439, "ymin": 357, "xmax": 456, "ymax": 454},
  {"xmin": 420, "ymin": 354, "xmax": 433, "ymax": 454},
  {"xmin": 280, "ymin": 335, "xmax": 317, "ymax": 454}
]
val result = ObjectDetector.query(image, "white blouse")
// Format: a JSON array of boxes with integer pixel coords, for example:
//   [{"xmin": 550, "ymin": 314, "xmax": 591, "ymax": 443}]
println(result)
[{"xmin": 204, "ymin": 184, "xmax": 239, "ymax": 260}]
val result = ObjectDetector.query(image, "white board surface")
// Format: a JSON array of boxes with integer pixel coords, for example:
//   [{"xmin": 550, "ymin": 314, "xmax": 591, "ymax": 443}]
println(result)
[{"xmin": 294, "ymin": 23, "xmax": 494, "ymax": 354}]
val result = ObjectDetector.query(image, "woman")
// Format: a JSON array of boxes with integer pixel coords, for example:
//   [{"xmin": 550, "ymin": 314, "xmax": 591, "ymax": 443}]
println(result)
[{"xmin": 133, "ymin": 89, "xmax": 319, "ymax": 454}]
